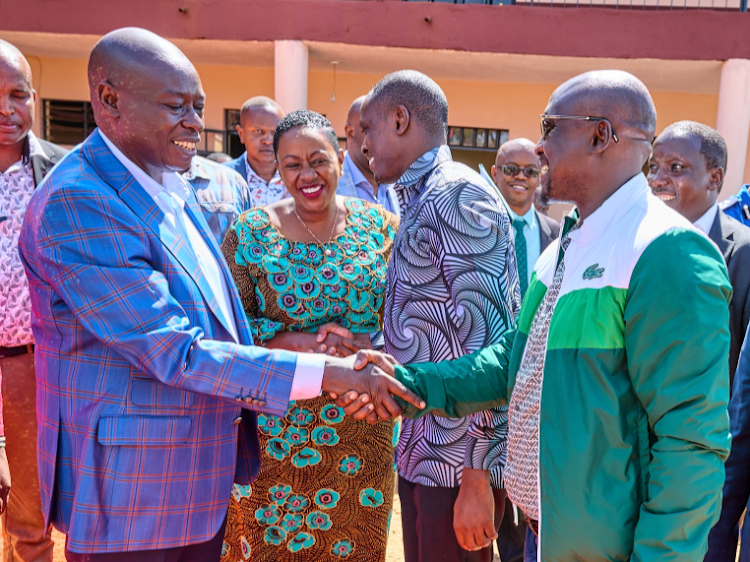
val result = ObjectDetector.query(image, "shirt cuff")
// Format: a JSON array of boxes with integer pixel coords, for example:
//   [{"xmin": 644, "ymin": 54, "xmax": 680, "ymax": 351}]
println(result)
[{"xmin": 289, "ymin": 353, "xmax": 326, "ymax": 400}]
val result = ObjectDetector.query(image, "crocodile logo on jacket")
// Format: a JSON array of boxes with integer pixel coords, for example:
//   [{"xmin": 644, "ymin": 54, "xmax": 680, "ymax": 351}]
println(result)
[{"xmin": 582, "ymin": 263, "xmax": 605, "ymax": 280}]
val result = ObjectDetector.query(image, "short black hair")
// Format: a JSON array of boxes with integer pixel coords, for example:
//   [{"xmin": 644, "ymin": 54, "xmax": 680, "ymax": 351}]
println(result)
[
  {"xmin": 273, "ymin": 109, "xmax": 340, "ymax": 156},
  {"xmin": 240, "ymin": 95, "xmax": 283, "ymax": 117},
  {"xmin": 661, "ymin": 120, "xmax": 728, "ymax": 173},
  {"xmin": 367, "ymin": 70, "xmax": 448, "ymax": 140}
]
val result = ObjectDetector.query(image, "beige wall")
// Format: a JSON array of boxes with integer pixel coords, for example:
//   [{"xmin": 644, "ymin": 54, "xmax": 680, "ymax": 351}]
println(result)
[{"xmin": 24, "ymin": 56, "xmax": 748, "ymax": 196}]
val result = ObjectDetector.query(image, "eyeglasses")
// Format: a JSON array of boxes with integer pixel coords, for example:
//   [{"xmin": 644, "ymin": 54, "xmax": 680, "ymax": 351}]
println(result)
[
  {"xmin": 540, "ymin": 114, "xmax": 619, "ymax": 143},
  {"xmin": 501, "ymin": 165, "xmax": 541, "ymax": 178}
]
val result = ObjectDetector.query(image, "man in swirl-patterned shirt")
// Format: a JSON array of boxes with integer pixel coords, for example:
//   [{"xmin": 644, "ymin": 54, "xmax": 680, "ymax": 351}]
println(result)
[{"xmin": 359, "ymin": 70, "xmax": 521, "ymax": 562}]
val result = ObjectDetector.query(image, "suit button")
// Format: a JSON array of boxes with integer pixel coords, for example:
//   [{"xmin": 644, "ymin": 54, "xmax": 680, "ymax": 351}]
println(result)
[
  {"xmin": 257, "ymin": 400, "xmax": 266, "ymax": 407},
  {"xmin": 232, "ymin": 416, "xmax": 242, "ymax": 426}
]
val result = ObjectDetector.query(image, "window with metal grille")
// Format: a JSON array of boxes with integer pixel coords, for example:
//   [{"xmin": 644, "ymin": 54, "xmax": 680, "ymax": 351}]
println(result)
[
  {"xmin": 448, "ymin": 126, "xmax": 509, "ymax": 151},
  {"xmin": 43, "ymin": 99, "xmax": 96, "ymax": 146}
]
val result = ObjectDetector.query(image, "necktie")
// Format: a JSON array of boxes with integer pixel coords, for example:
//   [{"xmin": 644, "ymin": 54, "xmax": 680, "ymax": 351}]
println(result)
[
  {"xmin": 505, "ymin": 233, "xmax": 572, "ymax": 520},
  {"xmin": 513, "ymin": 218, "xmax": 528, "ymax": 296}
]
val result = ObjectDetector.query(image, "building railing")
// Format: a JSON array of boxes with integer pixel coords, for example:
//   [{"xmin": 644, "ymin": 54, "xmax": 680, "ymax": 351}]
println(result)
[{"xmin": 405, "ymin": 0, "xmax": 747, "ymax": 11}]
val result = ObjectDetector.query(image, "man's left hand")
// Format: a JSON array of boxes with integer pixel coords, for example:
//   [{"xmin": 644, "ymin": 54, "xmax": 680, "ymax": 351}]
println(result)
[{"xmin": 454, "ymin": 468, "xmax": 497, "ymax": 552}]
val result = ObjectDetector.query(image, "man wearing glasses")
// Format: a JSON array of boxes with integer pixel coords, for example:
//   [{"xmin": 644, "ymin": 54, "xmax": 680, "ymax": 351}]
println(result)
[
  {"xmin": 348, "ymin": 70, "xmax": 732, "ymax": 562},
  {"xmin": 491, "ymin": 138, "xmax": 560, "ymax": 300}
]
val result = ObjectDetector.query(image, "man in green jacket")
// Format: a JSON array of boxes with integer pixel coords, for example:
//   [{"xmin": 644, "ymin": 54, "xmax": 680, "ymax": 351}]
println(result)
[{"xmin": 342, "ymin": 70, "xmax": 732, "ymax": 562}]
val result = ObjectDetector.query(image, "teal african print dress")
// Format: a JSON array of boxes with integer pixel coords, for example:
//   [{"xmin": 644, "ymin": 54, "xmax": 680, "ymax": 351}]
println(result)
[{"xmin": 220, "ymin": 198, "xmax": 400, "ymax": 562}]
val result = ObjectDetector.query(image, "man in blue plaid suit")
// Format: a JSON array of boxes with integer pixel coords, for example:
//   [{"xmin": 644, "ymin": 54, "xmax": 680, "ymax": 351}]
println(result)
[{"xmin": 18, "ymin": 28, "xmax": 421, "ymax": 562}]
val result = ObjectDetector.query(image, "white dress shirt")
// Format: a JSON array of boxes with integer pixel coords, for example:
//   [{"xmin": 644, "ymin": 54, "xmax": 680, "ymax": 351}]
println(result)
[
  {"xmin": 508, "ymin": 204, "xmax": 542, "ymax": 287},
  {"xmin": 100, "ymin": 132, "xmax": 324, "ymax": 399},
  {"xmin": 693, "ymin": 203, "xmax": 719, "ymax": 236}
]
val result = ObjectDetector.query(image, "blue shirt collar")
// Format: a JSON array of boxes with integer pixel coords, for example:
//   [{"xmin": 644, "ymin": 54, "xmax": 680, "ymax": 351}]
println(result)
[
  {"xmin": 508, "ymin": 204, "xmax": 538, "ymax": 231},
  {"xmin": 344, "ymin": 152, "xmax": 372, "ymax": 190}
]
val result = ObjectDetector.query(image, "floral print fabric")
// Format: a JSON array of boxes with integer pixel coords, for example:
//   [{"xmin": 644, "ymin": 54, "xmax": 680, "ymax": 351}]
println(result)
[{"xmin": 220, "ymin": 198, "xmax": 400, "ymax": 561}]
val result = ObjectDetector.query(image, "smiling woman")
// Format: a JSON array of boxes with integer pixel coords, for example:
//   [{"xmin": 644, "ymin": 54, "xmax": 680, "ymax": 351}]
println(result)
[{"xmin": 220, "ymin": 110, "xmax": 401, "ymax": 562}]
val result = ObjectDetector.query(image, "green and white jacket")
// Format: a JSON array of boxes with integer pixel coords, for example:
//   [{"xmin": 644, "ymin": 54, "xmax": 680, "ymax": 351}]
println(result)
[{"xmin": 396, "ymin": 174, "xmax": 732, "ymax": 562}]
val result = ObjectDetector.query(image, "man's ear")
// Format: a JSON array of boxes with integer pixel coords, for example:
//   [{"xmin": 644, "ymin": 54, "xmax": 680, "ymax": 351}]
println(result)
[
  {"xmin": 709, "ymin": 166, "xmax": 725, "ymax": 194},
  {"xmin": 338, "ymin": 147, "xmax": 345, "ymax": 167},
  {"xmin": 394, "ymin": 105, "xmax": 410, "ymax": 137},
  {"xmin": 97, "ymin": 81, "xmax": 121, "ymax": 119},
  {"xmin": 344, "ymin": 123, "xmax": 354, "ymax": 142},
  {"xmin": 236, "ymin": 124, "xmax": 245, "ymax": 144},
  {"xmin": 491, "ymin": 164, "xmax": 498, "ymax": 185},
  {"xmin": 591, "ymin": 120, "xmax": 614, "ymax": 153}
]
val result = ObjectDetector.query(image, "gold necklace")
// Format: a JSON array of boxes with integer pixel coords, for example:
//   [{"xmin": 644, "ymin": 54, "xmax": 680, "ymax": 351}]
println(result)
[{"xmin": 293, "ymin": 202, "xmax": 340, "ymax": 248}]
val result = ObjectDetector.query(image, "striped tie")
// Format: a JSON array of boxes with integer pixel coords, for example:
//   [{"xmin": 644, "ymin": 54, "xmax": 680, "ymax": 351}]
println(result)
[{"xmin": 513, "ymin": 218, "xmax": 528, "ymax": 296}]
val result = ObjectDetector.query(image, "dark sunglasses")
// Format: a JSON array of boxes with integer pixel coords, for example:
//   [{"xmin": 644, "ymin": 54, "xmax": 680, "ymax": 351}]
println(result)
[
  {"xmin": 540, "ymin": 114, "xmax": 619, "ymax": 143},
  {"xmin": 501, "ymin": 165, "xmax": 540, "ymax": 178}
]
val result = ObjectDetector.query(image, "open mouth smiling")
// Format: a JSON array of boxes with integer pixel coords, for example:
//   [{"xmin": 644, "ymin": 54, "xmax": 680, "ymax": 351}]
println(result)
[
  {"xmin": 172, "ymin": 140, "xmax": 197, "ymax": 152},
  {"xmin": 653, "ymin": 191, "xmax": 676, "ymax": 202}
]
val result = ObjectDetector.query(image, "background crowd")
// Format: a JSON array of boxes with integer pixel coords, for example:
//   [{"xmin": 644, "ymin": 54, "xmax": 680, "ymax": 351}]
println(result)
[{"xmin": 0, "ymin": 24, "xmax": 749, "ymax": 562}]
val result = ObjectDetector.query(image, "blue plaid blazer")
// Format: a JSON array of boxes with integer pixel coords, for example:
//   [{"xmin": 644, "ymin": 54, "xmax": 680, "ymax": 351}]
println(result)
[{"xmin": 19, "ymin": 130, "xmax": 298, "ymax": 554}]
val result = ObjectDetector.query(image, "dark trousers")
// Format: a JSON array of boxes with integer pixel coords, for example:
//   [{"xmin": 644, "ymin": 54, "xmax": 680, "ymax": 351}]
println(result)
[
  {"xmin": 495, "ymin": 497, "xmax": 525, "ymax": 562},
  {"xmin": 65, "ymin": 517, "xmax": 227, "ymax": 562},
  {"xmin": 0, "ymin": 352, "xmax": 54, "ymax": 562},
  {"xmin": 399, "ymin": 477, "xmax": 505, "ymax": 562},
  {"xmin": 523, "ymin": 527, "xmax": 537, "ymax": 562}
]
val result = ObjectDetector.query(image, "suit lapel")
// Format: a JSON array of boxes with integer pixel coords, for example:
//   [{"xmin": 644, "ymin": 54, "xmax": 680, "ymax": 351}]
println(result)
[
  {"xmin": 30, "ymin": 154, "xmax": 53, "ymax": 187},
  {"xmin": 182, "ymin": 191, "xmax": 253, "ymax": 343},
  {"xmin": 536, "ymin": 211, "xmax": 550, "ymax": 249},
  {"xmin": 708, "ymin": 212, "xmax": 734, "ymax": 262},
  {"xmin": 84, "ymin": 130, "xmax": 244, "ymax": 339}
]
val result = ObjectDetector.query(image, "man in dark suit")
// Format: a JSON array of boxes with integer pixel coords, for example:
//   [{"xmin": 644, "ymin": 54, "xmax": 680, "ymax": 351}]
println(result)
[
  {"xmin": 492, "ymin": 138, "xmax": 560, "ymax": 298},
  {"xmin": 488, "ymin": 138, "xmax": 559, "ymax": 562},
  {"xmin": 0, "ymin": 39, "xmax": 67, "ymax": 562},
  {"xmin": 648, "ymin": 121, "xmax": 750, "ymax": 562},
  {"xmin": 648, "ymin": 120, "xmax": 750, "ymax": 383}
]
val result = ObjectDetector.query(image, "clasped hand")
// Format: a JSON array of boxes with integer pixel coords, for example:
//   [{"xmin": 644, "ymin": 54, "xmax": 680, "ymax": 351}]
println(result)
[
  {"xmin": 266, "ymin": 323, "xmax": 424, "ymax": 423},
  {"xmin": 314, "ymin": 333, "xmax": 425, "ymax": 424}
]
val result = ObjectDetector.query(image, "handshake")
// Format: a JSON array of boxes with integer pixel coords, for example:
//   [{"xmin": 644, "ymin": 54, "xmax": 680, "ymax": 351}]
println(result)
[
  {"xmin": 289, "ymin": 322, "xmax": 426, "ymax": 423},
  {"xmin": 321, "ymin": 348, "xmax": 425, "ymax": 424},
  {"xmin": 266, "ymin": 322, "xmax": 426, "ymax": 422}
]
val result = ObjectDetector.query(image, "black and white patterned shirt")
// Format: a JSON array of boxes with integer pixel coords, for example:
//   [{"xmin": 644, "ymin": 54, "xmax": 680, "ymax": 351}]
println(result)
[{"xmin": 385, "ymin": 145, "xmax": 521, "ymax": 488}]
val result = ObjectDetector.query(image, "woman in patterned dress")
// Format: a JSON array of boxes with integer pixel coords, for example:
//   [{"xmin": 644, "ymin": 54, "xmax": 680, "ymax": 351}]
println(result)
[{"xmin": 220, "ymin": 110, "xmax": 400, "ymax": 562}]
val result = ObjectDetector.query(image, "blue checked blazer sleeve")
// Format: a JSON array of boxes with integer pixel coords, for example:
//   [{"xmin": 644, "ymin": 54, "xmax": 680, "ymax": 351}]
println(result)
[{"xmin": 25, "ymin": 167, "xmax": 296, "ymax": 416}]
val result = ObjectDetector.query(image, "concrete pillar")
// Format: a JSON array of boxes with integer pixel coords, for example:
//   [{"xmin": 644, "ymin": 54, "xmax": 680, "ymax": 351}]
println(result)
[
  {"xmin": 716, "ymin": 59, "xmax": 750, "ymax": 199},
  {"xmin": 274, "ymin": 40, "xmax": 308, "ymax": 113}
]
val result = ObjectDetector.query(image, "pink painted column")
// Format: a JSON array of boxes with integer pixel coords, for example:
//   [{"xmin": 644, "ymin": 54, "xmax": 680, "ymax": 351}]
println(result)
[
  {"xmin": 716, "ymin": 59, "xmax": 750, "ymax": 199},
  {"xmin": 274, "ymin": 40, "xmax": 308, "ymax": 114}
]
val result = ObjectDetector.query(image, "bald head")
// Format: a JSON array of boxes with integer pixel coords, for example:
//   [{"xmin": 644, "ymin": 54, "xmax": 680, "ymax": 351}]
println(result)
[
  {"xmin": 88, "ymin": 28, "xmax": 197, "ymax": 96},
  {"xmin": 539, "ymin": 71, "xmax": 657, "ymax": 219},
  {"xmin": 87, "ymin": 27, "xmax": 205, "ymax": 181},
  {"xmin": 497, "ymin": 138, "xmax": 537, "ymax": 160},
  {"xmin": 0, "ymin": 40, "xmax": 31, "ymax": 83},
  {"xmin": 344, "ymin": 95, "xmax": 371, "ymax": 174},
  {"xmin": 347, "ymin": 95, "xmax": 366, "ymax": 125},
  {"xmin": 549, "ymin": 70, "xmax": 656, "ymax": 140},
  {"xmin": 0, "ymin": 39, "xmax": 36, "ymax": 156}
]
